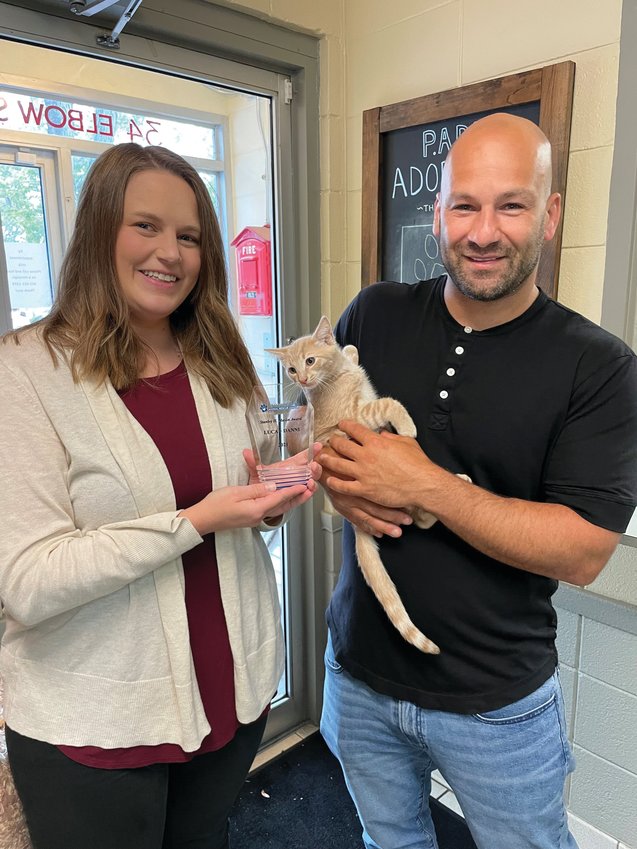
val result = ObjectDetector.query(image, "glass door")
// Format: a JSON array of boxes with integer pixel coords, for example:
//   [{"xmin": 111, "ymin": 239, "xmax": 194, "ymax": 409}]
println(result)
[{"xmin": 0, "ymin": 33, "xmax": 314, "ymax": 742}]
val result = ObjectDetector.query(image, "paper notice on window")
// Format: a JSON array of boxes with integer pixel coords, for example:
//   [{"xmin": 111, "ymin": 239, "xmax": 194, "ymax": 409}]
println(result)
[{"xmin": 5, "ymin": 242, "xmax": 52, "ymax": 309}]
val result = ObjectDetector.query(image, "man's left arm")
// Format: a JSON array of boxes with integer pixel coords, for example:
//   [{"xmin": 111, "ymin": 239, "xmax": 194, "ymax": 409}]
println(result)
[{"xmin": 321, "ymin": 422, "xmax": 621, "ymax": 586}]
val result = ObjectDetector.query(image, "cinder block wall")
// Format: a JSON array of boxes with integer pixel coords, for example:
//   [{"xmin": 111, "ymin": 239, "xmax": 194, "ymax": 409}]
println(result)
[{"xmin": 556, "ymin": 598, "xmax": 637, "ymax": 848}]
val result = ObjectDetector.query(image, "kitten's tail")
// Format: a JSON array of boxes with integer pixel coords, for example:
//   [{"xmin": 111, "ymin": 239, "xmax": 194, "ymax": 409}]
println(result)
[{"xmin": 354, "ymin": 530, "xmax": 440, "ymax": 655}]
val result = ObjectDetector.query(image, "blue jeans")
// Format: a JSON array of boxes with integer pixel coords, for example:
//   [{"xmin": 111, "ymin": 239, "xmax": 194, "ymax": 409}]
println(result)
[{"xmin": 320, "ymin": 632, "xmax": 577, "ymax": 849}]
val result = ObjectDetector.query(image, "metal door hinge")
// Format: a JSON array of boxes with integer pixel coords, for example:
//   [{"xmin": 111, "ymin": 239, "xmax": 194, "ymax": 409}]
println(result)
[{"xmin": 284, "ymin": 78, "xmax": 293, "ymax": 104}]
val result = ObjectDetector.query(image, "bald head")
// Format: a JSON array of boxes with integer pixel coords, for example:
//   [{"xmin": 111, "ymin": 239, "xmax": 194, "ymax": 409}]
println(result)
[
  {"xmin": 442, "ymin": 113, "xmax": 553, "ymax": 201},
  {"xmin": 433, "ymin": 111, "xmax": 562, "ymax": 308}
]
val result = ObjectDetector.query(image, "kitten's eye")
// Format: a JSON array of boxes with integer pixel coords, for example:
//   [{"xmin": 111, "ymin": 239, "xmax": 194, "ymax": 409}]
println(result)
[
  {"xmin": 305, "ymin": 357, "xmax": 315, "ymax": 366},
  {"xmin": 288, "ymin": 367, "xmax": 297, "ymax": 374}
]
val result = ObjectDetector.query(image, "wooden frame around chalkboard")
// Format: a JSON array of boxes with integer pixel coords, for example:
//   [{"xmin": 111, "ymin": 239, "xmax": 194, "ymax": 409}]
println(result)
[{"xmin": 361, "ymin": 61, "xmax": 575, "ymax": 298}]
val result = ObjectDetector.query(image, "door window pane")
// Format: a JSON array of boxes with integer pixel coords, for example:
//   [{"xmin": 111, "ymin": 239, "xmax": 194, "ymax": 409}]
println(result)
[
  {"xmin": 0, "ymin": 163, "xmax": 53, "ymax": 328},
  {"xmin": 71, "ymin": 154, "xmax": 97, "ymax": 205}
]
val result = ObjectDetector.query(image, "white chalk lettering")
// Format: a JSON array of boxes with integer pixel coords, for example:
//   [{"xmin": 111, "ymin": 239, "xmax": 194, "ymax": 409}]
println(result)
[
  {"xmin": 392, "ymin": 167, "xmax": 408, "ymax": 199},
  {"xmin": 410, "ymin": 166, "xmax": 423, "ymax": 196}
]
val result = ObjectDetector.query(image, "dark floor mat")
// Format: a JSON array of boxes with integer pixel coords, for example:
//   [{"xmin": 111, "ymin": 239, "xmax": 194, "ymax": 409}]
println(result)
[{"xmin": 230, "ymin": 731, "xmax": 478, "ymax": 848}]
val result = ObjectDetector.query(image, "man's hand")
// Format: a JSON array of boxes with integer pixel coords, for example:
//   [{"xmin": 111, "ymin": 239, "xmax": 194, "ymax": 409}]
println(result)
[
  {"xmin": 318, "ymin": 440, "xmax": 415, "ymax": 538},
  {"xmin": 320, "ymin": 420, "xmax": 441, "ymax": 510}
]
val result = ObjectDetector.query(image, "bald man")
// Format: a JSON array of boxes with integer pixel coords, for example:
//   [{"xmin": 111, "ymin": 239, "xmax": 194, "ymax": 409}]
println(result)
[{"xmin": 319, "ymin": 114, "xmax": 637, "ymax": 849}]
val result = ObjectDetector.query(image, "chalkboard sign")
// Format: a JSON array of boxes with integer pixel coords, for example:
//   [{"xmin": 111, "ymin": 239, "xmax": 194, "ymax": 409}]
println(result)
[
  {"xmin": 383, "ymin": 101, "xmax": 540, "ymax": 284},
  {"xmin": 362, "ymin": 62, "xmax": 575, "ymax": 297}
]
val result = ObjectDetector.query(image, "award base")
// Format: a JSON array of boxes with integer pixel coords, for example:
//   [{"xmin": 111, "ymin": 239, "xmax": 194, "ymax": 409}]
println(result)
[{"xmin": 257, "ymin": 463, "xmax": 312, "ymax": 489}]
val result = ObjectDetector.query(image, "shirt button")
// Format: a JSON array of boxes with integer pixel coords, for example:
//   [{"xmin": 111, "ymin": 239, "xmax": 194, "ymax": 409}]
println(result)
[
  {"xmin": 439, "ymin": 390, "xmax": 449, "ymax": 399},
  {"xmin": 447, "ymin": 368, "xmax": 456, "ymax": 376},
  {"xmin": 455, "ymin": 346, "xmax": 464, "ymax": 355},
  {"xmin": 464, "ymin": 326, "xmax": 473, "ymax": 334}
]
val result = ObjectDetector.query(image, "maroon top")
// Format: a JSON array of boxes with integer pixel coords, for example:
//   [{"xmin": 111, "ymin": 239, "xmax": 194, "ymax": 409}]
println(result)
[{"xmin": 60, "ymin": 362, "xmax": 239, "ymax": 768}]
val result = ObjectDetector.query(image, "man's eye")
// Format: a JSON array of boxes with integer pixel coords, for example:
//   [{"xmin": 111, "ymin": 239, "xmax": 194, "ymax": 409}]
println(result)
[{"xmin": 306, "ymin": 357, "xmax": 315, "ymax": 366}]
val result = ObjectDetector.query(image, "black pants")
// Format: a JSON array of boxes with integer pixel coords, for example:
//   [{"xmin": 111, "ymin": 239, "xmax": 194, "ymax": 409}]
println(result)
[{"xmin": 5, "ymin": 715, "xmax": 267, "ymax": 849}]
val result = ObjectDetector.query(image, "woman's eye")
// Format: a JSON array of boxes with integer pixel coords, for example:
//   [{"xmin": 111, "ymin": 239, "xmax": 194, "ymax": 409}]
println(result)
[
  {"xmin": 135, "ymin": 222, "xmax": 153, "ymax": 231},
  {"xmin": 179, "ymin": 234, "xmax": 199, "ymax": 244},
  {"xmin": 306, "ymin": 357, "xmax": 315, "ymax": 366},
  {"xmin": 288, "ymin": 367, "xmax": 296, "ymax": 374}
]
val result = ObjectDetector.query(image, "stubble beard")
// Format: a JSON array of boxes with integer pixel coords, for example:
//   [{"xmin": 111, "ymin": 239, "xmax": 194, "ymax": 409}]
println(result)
[{"xmin": 440, "ymin": 226, "xmax": 545, "ymax": 302}]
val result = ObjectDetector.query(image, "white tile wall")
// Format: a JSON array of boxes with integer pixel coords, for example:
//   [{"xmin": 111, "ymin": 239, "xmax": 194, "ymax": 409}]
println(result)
[
  {"xmin": 431, "ymin": 768, "xmax": 451, "ymax": 789},
  {"xmin": 438, "ymin": 790, "xmax": 464, "ymax": 817},
  {"xmin": 569, "ymin": 813, "xmax": 620, "ymax": 849},
  {"xmin": 556, "ymin": 605, "xmax": 637, "ymax": 846},
  {"xmin": 580, "ymin": 620, "xmax": 637, "ymax": 695},
  {"xmin": 430, "ymin": 779, "xmax": 447, "ymax": 799}
]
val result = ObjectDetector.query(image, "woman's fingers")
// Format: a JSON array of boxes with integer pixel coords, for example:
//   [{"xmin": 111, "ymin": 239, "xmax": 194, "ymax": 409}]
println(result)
[{"xmin": 259, "ymin": 483, "xmax": 313, "ymax": 518}]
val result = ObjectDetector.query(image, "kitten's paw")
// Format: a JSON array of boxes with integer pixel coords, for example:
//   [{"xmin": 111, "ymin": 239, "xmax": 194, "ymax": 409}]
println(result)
[
  {"xmin": 413, "ymin": 474, "xmax": 469, "ymax": 530},
  {"xmin": 391, "ymin": 419, "xmax": 417, "ymax": 439},
  {"xmin": 413, "ymin": 508, "xmax": 437, "ymax": 529},
  {"xmin": 342, "ymin": 344, "xmax": 359, "ymax": 365}
]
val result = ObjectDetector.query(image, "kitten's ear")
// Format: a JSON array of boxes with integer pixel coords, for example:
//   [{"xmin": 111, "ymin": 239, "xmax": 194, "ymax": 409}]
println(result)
[
  {"xmin": 265, "ymin": 347, "xmax": 285, "ymax": 359},
  {"xmin": 313, "ymin": 315, "xmax": 335, "ymax": 346}
]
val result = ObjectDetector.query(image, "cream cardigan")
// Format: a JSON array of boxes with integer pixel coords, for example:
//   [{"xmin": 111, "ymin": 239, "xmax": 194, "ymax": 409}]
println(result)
[{"xmin": 0, "ymin": 331, "xmax": 284, "ymax": 750}]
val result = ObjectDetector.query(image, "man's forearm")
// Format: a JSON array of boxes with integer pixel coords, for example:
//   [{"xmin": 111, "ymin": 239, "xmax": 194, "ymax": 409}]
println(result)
[
  {"xmin": 414, "ymin": 466, "xmax": 620, "ymax": 585},
  {"xmin": 322, "ymin": 423, "xmax": 621, "ymax": 583}
]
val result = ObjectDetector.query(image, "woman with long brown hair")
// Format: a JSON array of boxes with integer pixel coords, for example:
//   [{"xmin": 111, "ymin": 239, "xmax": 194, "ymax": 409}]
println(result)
[{"xmin": 0, "ymin": 143, "xmax": 319, "ymax": 849}]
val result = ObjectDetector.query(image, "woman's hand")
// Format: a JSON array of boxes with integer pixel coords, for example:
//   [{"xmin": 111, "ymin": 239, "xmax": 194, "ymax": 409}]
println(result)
[
  {"xmin": 243, "ymin": 441, "xmax": 323, "ymax": 526},
  {"xmin": 179, "ymin": 482, "xmax": 312, "ymax": 536},
  {"xmin": 180, "ymin": 443, "xmax": 322, "ymax": 536}
]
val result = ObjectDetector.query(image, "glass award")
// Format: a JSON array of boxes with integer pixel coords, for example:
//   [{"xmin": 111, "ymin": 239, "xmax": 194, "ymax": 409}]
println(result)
[{"xmin": 245, "ymin": 383, "xmax": 315, "ymax": 489}]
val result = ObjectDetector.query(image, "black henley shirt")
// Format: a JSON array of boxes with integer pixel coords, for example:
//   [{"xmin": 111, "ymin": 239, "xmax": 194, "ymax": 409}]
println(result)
[{"xmin": 327, "ymin": 277, "xmax": 637, "ymax": 713}]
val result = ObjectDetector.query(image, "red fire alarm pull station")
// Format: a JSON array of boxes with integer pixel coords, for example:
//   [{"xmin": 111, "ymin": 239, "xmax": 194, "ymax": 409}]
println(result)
[{"xmin": 231, "ymin": 224, "xmax": 273, "ymax": 316}]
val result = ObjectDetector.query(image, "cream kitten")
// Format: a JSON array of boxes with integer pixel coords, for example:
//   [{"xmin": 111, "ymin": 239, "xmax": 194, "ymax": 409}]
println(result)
[{"xmin": 267, "ymin": 315, "xmax": 469, "ymax": 655}]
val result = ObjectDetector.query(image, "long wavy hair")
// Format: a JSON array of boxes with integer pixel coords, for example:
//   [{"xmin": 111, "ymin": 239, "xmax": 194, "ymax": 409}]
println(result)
[{"xmin": 29, "ymin": 143, "xmax": 257, "ymax": 406}]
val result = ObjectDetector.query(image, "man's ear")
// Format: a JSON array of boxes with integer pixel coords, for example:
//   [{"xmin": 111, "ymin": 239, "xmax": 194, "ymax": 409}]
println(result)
[
  {"xmin": 433, "ymin": 194, "xmax": 441, "ymax": 238},
  {"xmin": 543, "ymin": 192, "xmax": 561, "ymax": 242}
]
